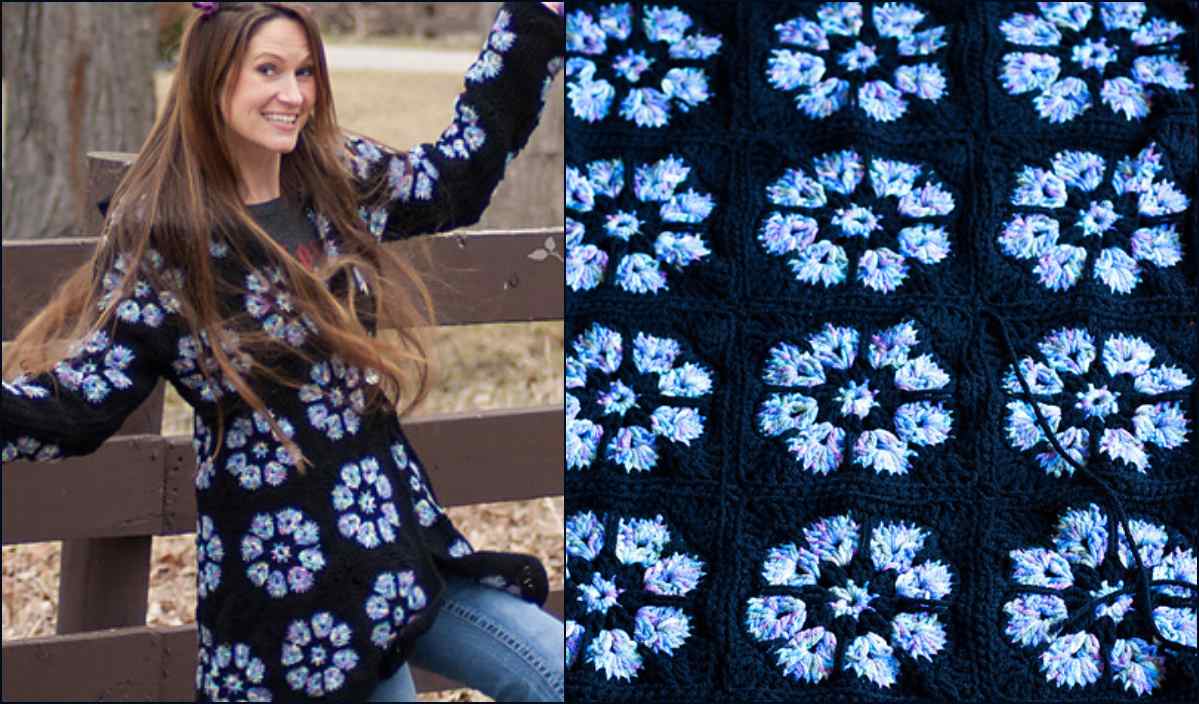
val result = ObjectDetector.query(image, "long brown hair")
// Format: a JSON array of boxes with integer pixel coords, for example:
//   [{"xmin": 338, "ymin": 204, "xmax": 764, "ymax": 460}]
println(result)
[{"xmin": 4, "ymin": 2, "xmax": 436, "ymax": 473}]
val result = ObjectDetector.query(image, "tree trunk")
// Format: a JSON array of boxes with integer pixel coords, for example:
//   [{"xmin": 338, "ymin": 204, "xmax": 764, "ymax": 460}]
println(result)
[
  {"xmin": 474, "ymin": 1, "xmax": 563, "ymax": 230},
  {"xmin": 2, "ymin": 3, "xmax": 156, "ymax": 241},
  {"xmin": 477, "ymin": 71, "xmax": 564, "ymax": 230}
]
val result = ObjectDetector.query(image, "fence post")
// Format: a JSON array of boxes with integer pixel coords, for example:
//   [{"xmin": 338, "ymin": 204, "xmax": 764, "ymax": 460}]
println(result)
[{"xmin": 56, "ymin": 537, "xmax": 154, "ymax": 634}]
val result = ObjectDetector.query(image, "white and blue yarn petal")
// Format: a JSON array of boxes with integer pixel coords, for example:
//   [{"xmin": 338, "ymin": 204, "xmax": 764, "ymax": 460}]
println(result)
[
  {"xmin": 768, "ymin": 2, "xmax": 949, "ymax": 121},
  {"xmin": 746, "ymin": 513, "xmax": 953, "ymax": 686},
  {"xmin": 566, "ymin": 155, "xmax": 714, "ymax": 294},
  {"xmin": 999, "ymin": 144, "xmax": 1188, "ymax": 295},
  {"xmin": 1002, "ymin": 327, "xmax": 1191, "ymax": 476},
  {"xmin": 997, "ymin": 2, "xmax": 1193, "ymax": 122},
  {"xmin": 566, "ymin": 4, "xmax": 722, "ymax": 127},
  {"xmin": 1003, "ymin": 505, "xmax": 1196, "ymax": 693},
  {"xmin": 565, "ymin": 510, "xmax": 705, "ymax": 681},
  {"xmin": 761, "ymin": 149, "xmax": 954, "ymax": 294},
  {"xmin": 758, "ymin": 320, "xmax": 954, "ymax": 477}
]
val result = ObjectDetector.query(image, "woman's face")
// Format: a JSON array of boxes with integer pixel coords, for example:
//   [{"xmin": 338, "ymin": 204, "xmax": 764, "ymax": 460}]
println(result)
[{"xmin": 222, "ymin": 17, "xmax": 317, "ymax": 162}]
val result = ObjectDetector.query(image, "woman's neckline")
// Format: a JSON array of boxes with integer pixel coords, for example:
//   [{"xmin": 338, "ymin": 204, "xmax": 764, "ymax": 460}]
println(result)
[{"xmin": 245, "ymin": 195, "xmax": 285, "ymax": 213}]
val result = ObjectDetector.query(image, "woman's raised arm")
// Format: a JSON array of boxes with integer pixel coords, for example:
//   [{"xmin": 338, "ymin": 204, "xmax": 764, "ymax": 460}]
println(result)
[
  {"xmin": 2, "ymin": 249, "xmax": 183, "ymax": 462},
  {"xmin": 345, "ymin": 1, "xmax": 565, "ymax": 240}
]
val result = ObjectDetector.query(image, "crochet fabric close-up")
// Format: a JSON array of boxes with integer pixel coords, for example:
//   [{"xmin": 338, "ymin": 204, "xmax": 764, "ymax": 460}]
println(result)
[{"xmin": 565, "ymin": 2, "xmax": 1198, "ymax": 702}]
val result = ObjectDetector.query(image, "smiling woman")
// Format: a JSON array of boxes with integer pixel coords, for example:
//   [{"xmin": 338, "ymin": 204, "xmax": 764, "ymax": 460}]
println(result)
[
  {"xmin": 1, "ymin": 2, "xmax": 565, "ymax": 702},
  {"xmin": 223, "ymin": 18, "xmax": 318, "ymax": 204}
]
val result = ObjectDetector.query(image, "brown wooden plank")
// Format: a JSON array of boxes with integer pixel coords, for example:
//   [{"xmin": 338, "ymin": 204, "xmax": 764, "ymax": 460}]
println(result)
[
  {"xmin": 404, "ymin": 406, "xmax": 565, "ymax": 506},
  {"xmin": 2, "ymin": 591, "xmax": 563, "ymax": 700},
  {"xmin": 1, "ymin": 238, "xmax": 96, "ymax": 341},
  {"xmin": 115, "ymin": 381, "xmax": 166, "ymax": 437},
  {"xmin": 4, "ymin": 407, "xmax": 562, "ymax": 544},
  {"xmin": 160, "ymin": 625, "xmax": 200, "ymax": 703},
  {"xmin": 161, "ymin": 406, "xmax": 564, "ymax": 534},
  {"xmin": 3, "ymin": 227, "xmax": 563, "ymax": 339},
  {"xmin": 82, "ymin": 151, "xmax": 136, "ymax": 237},
  {"xmin": 1, "ymin": 625, "xmax": 163, "ymax": 701},
  {"xmin": 57, "ymin": 536, "xmax": 152, "ymax": 634},
  {"xmin": 390, "ymin": 227, "xmax": 565, "ymax": 326},
  {"xmin": 1, "ymin": 435, "xmax": 165, "ymax": 546}
]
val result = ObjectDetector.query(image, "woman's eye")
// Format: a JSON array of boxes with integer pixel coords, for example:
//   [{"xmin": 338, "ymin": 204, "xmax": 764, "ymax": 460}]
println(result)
[
  {"xmin": 298, "ymin": 66, "xmax": 314, "ymax": 77},
  {"xmin": 257, "ymin": 64, "xmax": 277, "ymax": 76}
]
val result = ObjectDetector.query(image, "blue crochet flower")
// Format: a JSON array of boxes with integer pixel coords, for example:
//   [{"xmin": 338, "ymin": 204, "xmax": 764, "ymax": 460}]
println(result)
[
  {"xmin": 767, "ymin": 2, "xmax": 948, "ymax": 121},
  {"xmin": 98, "ymin": 249, "xmax": 185, "ymax": 322},
  {"xmin": 567, "ymin": 155, "xmax": 714, "ymax": 294},
  {"xmin": 391, "ymin": 443, "xmax": 447, "ymax": 529},
  {"xmin": 997, "ymin": 2, "xmax": 1192, "ymax": 123},
  {"xmin": 197, "ymin": 515, "xmax": 225, "ymax": 600},
  {"xmin": 758, "ymin": 321, "xmax": 953, "ymax": 477},
  {"xmin": 224, "ymin": 410, "xmax": 299, "ymax": 491},
  {"xmin": 566, "ymin": 322, "xmax": 713, "ymax": 473},
  {"xmin": 434, "ymin": 99, "xmax": 487, "ymax": 160},
  {"xmin": 1002, "ymin": 328, "xmax": 1192, "ymax": 476},
  {"xmin": 331, "ymin": 455, "xmax": 402, "ymax": 550},
  {"xmin": 173, "ymin": 329, "xmax": 252, "ymax": 403},
  {"xmin": 998, "ymin": 144, "xmax": 1188, "ymax": 294},
  {"xmin": 245, "ymin": 265, "xmax": 318, "ymax": 347},
  {"xmin": 565, "ymin": 511, "xmax": 706, "ymax": 681},
  {"xmin": 745, "ymin": 513, "xmax": 954, "ymax": 687},
  {"xmin": 240, "ymin": 508, "xmax": 326, "ymax": 599},
  {"xmin": 465, "ymin": 8, "xmax": 516, "ymax": 84},
  {"xmin": 197, "ymin": 624, "xmax": 272, "ymax": 702},
  {"xmin": 567, "ymin": 3, "xmax": 723, "ymax": 127},
  {"xmin": 1003, "ymin": 504, "xmax": 1196, "ymax": 694},
  {"xmin": 298, "ymin": 356, "xmax": 379, "ymax": 441},
  {"xmin": 281, "ymin": 612, "xmax": 359, "ymax": 697},
  {"xmin": 1, "ymin": 435, "xmax": 61, "ymax": 463},
  {"xmin": 50, "ymin": 330, "xmax": 138, "ymax": 405},
  {"xmin": 365, "ymin": 569, "xmax": 426, "ymax": 650},
  {"xmin": 760, "ymin": 149, "xmax": 955, "ymax": 293}
]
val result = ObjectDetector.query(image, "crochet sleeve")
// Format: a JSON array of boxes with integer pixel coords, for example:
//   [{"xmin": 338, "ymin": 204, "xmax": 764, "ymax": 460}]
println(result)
[
  {"xmin": 344, "ymin": 1, "xmax": 564, "ymax": 241},
  {"xmin": 2, "ymin": 250, "xmax": 183, "ymax": 462}
]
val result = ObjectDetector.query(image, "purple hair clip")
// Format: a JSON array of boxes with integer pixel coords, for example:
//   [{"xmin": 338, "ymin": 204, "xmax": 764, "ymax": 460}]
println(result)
[{"xmin": 193, "ymin": 2, "xmax": 220, "ymax": 18}]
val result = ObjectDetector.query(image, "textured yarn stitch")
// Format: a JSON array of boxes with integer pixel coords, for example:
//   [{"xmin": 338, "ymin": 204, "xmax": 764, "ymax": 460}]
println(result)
[{"xmin": 566, "ymin": 1, "xmax": 1198, "ymax": 702}]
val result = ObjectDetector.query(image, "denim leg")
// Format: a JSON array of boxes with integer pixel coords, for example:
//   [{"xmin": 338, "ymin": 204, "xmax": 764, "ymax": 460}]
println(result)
[
  {"xmin": 367, "ymin": 663, "xmax": 418, "ymax": 702},
  {"xmin": 407, "ymin": 576, "xmax": 565, "ymax": 702}
]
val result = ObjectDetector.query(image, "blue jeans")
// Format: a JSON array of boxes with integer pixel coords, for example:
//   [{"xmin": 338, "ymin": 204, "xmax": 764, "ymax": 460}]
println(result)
[{"xmin": 367, "ymin": 576, "xmax": 564, "ymax": 702}]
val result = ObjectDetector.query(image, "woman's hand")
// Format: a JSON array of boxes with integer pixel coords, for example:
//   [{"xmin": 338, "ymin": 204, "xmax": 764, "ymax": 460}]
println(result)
[{"xmin": 541, "ymin": 2, "xmax": 564, "ymax": 16}]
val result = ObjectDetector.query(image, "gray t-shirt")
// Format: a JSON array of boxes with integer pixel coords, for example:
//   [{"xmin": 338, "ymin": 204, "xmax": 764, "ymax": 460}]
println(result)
[{"xmin": 245, "ymin": 196, "xmax": 320, "ymax": 267}]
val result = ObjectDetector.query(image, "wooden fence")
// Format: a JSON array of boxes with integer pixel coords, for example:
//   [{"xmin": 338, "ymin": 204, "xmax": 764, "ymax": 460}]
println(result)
[{"xmin": 1, "ymin": 152, "xmax": 565, "ymax": 701}]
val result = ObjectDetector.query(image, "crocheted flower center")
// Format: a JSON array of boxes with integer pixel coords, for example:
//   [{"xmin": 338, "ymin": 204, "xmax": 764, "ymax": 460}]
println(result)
[
  {"xmin": 840, "ymin": 41, "xmax": 879, "ymax": 73},
  {"xmin": 835, "ymin": 379, "xmax": 880, "ymax": 419},
  {"xmin": 1075, "ymin": 383, "xmax": 1120, "ymax": 420},
  {"xmin": 832, "ymin": 204, "xmax": 883, "ymax": 238},
  {"xmin": 222, "ymin": 674, "xmax": 245, "ymax": 693},
  {"xmin": 605, "ymin": 210, "xmax": 642, "ymax": 241},
  {"xmin": 597, "ymin": 380, "xmax": 639, "ymax": 417},
  {"xmin": 1076, "ymin": 200, "xmax": 1119, "ymax": 237},
  {"xmin": 1072, "ymin": 37, "xmax": 1118, "ymax": 73},
  {"xmin": 1088, "ymin": 579, "xmax": 1134, "ymax": 624},
  {"xmin": 271, "ymin": 542, "xmax": 292, "ymax": 564},
  {"xmin": 829, "ymin": 578, "xmax": 879, "ymax": 620}
]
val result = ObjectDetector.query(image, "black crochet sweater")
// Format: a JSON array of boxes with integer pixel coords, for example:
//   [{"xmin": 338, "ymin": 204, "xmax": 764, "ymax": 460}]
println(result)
[
  {"xmin": 564, "ymin": 1, "xmax": 1197, "ymax": 701},
  {"xmin": 2, "ymin": 4, "xmax": 563, "ymax": 701}
]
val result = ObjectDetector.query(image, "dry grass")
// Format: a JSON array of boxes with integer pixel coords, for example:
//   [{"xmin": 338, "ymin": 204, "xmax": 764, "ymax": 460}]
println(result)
[{"xmin": 3, "ymin": 66, "xmax": 563, "ymax": 703}]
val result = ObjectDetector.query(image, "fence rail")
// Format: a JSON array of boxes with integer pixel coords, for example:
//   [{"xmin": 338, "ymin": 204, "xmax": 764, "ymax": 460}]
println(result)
[{"xmin": 1, "ymin": 152, "xmax": 565, "ymax": 700}]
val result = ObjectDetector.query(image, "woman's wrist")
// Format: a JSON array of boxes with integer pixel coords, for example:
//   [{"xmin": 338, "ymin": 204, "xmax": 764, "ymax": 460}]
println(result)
[{"xmin": 540, "ymin": 2, "xmax": 564, "ymax": 17}]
